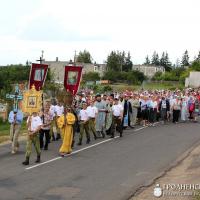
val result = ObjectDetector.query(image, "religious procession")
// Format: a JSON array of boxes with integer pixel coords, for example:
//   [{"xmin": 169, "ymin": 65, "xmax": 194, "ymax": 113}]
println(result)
[{"xmin": 9, "ymin": 79, "xmax": 200, "ymax": 166}]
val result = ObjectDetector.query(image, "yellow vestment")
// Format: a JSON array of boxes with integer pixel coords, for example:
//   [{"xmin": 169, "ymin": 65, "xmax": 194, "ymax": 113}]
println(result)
[{"xmin": 57, "ymin": 113, "xmax": 75, "ymax": 154}]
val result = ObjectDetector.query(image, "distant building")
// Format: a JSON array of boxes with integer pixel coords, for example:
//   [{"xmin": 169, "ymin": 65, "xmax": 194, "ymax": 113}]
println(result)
[
  {"xmin": 43, "ymin": 58, "xmax": 106, "ymax": 83},
  {"xmin": 132, "ymin": 65, "xmax": 165, "ymax": 78},
  {"xmin": 185, "ymin": 72, "xmax": 200, "ymax": 88}
]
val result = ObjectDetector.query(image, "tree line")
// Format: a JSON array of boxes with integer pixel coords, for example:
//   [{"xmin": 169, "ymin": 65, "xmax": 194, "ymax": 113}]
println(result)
[
  {"xmin": 76, "ymin": 49, "xmax": 200, "ymax": 72},
  {"xmin": 0, "ymin": 64, "xmax": 52, "ymax": 100}
]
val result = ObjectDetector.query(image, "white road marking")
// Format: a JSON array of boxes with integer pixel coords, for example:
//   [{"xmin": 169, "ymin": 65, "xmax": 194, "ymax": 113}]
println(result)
[
  {"xmin": 134, "ymin": 122, "xmax": 160, "ymax": 132},
  {"xmin": 25, "ymin": 157, "xmax": 62, "ymax": 170},
  {"xmin": 134, "ymin": 126, "xmax": 147, "ymax": 131},
  {"xmin": 25, "ymin": 124, "xmax": 159, "ymax": 170},
  {"xmin": 25, "ymin": 136, "xmax": 119, "ymax": 170}
]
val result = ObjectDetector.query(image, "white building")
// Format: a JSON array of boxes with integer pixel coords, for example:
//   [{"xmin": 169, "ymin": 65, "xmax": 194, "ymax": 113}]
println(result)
[
  {"xmin": 185, "ymin": 72, "xmax": 200, "ymax": 88},
  {"xmin": 43, "ymin": 58, "xmax": 106, "ymax": 83},
  {"xmin": 132, "ymin": 65, "xmax": 165, "ymax": 78}
]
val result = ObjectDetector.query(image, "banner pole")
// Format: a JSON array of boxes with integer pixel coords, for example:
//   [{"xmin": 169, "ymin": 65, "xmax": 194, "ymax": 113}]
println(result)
[{"xmin": 36, "ymin": 51, "xmax": 45, "ymax": 123}]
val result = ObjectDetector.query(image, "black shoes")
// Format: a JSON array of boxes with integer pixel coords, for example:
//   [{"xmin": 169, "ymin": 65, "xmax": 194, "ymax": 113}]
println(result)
[
  {"xmin": 22, "ymin": 155, "xmax": 41, "ymax": 165},
  {"xmin": 56, "ymin": 133, "xmax": 61, "ymax": 141},
  {"xmin": 86, "ymin": 139, "xmax": 90, "ymax": 144},
  {"xmin": 101, "ymin": 132, "xmax": 105, "ymax": 138},
  {"xmin": 77, "ymin": 141, "xmax": 82, "ymax": 146},
  {"xmin": 22, "ymin": 157, "xmax": 29, "ymax": 165},
  {"xmin": 35, "ymin": 155, "xmax": 41, "ymax": 163}
]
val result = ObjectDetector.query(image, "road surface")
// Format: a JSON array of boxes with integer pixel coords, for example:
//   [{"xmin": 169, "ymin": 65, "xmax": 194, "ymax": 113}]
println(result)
[{"xmin": 0, "ymin": 122, "xmax": 200, "ymax": 200}]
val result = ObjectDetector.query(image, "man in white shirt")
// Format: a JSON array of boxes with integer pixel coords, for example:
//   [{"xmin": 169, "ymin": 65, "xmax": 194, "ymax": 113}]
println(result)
[
  {"xmin": 22, "ymin": 112, "xmax": 42, "ymax": 165},
  {"xmin": 55, "ymin": 103, "xmax": 64, "ymax": 117},
  {"xmin": 86, "ymin": 100, "xmax": 98, "ymax": 140},
  {"xmin": 111, "ymin": 98, "xmax": 124, "ymax": 138},
  {"xmin": 77, "ymin": 102, "xmax": 90, "ymax": 145}
]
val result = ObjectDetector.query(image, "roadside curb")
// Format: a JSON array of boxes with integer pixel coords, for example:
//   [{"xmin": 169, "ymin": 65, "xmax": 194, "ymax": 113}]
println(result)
[{"xmin": 127, "ymin": 138, "xmax": 200, "ymax": 199}]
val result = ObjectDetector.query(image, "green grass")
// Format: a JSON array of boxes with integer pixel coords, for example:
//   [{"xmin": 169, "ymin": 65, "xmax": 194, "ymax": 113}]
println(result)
[
  {"xmin": 0, "ymin": 121, "xmax": 27, "ymax": 137},
  {"xmin": 110, "ymin": 82, "xmax": 184, "ymax": 91}
]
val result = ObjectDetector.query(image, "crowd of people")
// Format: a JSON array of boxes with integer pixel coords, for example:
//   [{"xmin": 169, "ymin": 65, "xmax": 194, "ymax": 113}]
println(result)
[{"xmin": 8, "ymin": 88, "xmax": 200, "ymax": 165}]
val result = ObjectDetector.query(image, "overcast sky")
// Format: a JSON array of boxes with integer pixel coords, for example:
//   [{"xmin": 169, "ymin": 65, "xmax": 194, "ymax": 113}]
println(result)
[{"xmin": 0, "ymin": 0, "xmax": 199, "ymax": 65}]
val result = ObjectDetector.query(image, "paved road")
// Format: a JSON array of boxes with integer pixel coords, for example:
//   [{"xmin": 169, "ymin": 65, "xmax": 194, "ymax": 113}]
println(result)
[{"xmin": 1, "ymin": 122, "xmax": 200, "ymax": 200}]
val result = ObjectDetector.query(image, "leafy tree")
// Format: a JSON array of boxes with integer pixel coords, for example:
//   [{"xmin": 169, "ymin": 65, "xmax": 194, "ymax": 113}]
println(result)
[
  {"xmin": 127, "ymin": 70, "xmax": 146, "ymax": 84},
  {"xmin": 103, "ymin": 70, "xmax": 146, "ymax": 84},
  {"xmin": 181, "ymin": 50, "xmax": 190, "ymax": 67},
  {"xmin": 82, "ymin": 72, "xmax": 100, "ymax": 81},
  {"xmin": 106, "ymin": 51, "xmax": 133, "ymax": 72},
  {"xmin": 195, "ymin": 51, "xmax": 200, "ymax": 62},
  {"xmin": 151, "ymin": 51, "xmax": 160, "ymax": 66},
  {"xmin": 159, "ymin": 52, "xmax": 172, "ymax": 71},
  {"xmin": 76, "ymin": 50, "xmax": 92, "ymax": 63},
  {"xmin": 144, "ymin": 55, "xmax": 150, "ymax": 65},
  {"xmin": 152, "ymin": 71, "xmax": 163, "ymax": 81},
  {"xmin": 160, "ymin": 52, "xmax": 165, "ymax": 67},
  {"xmin": 122, "ymin": 51, "xmax": 133, "ymax": 72},
  {"xmin": 191, "ymin": 60, "xmax": 200, "ymax": 71},
  {"xmin": 0, "ymin": 64, "xmax": 52, "ymax": 100},
  {"xmin": 106, "ymin": 51, "xmax": 122, "ymax": 71}
]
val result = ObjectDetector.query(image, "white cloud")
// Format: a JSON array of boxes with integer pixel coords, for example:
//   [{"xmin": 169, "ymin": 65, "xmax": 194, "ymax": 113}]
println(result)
[{"xmin": 0, "ymin": 0, "xmax": 200, "ymax": 65}]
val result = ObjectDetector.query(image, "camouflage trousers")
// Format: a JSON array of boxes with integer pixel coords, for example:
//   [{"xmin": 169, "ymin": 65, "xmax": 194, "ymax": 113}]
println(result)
[{"xmin": 25, "ymin": 133, "xmax": 41, "ymax": 158}]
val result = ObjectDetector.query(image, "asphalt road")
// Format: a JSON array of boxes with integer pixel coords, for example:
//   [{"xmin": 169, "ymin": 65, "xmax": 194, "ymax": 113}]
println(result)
[{"xmin": 1, "ymin": 122, "xmax": 200, "ymax": 200}]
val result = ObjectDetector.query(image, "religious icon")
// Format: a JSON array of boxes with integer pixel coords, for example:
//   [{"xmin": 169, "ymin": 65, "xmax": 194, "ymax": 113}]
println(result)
[
  {"xmin": 22, "ymin": 85, "xmax": 42, "ymax": 114},
  {"xmin": 27, "ymin": 96, "xmax": 37, "ymax": 108},
  {"xmin": 67, "ymin": 71, "xmax": 78, "ymax": 85},
  {"xmin": 34, "ymin": 69, "xmax": 44, "ymax": 81}
]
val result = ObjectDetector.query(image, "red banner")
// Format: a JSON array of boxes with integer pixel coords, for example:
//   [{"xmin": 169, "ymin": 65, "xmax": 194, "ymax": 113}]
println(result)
[
  {"xmin": 29, "ymin": 63, "xmax": 48, "ymax": 91},
  {"xmin": 64, "ymin": 65, "xmax": 83, "ymax": 96}
]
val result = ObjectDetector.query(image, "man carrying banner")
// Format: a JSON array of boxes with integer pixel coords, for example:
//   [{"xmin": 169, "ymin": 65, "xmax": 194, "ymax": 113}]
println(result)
[
  {"xmin": 22, "ymin": 112, "xmax": 42, "ymax": 165},
  {"xmin": 8, "ymin": 108, "xmax": 23, "ymax": 154}
]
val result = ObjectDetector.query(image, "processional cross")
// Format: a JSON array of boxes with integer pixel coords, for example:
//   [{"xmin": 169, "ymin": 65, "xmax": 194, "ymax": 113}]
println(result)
[{"xmin": 6, "ymin": 85, "xmax": 23, "ymax": 110}]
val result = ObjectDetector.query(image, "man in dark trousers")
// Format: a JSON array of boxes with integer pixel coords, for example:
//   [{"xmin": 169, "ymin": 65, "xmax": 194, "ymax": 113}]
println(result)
[
  {"xmin": 111, "ymin": 98, "xmax": 124, "ymax": 138},
  {"xmin": 122, "ymin": 94, "xmax": 133, "ymax": 129},
  {"xmin": 158, "ymin": 96, "xmax": 170, "ymax": 124}
]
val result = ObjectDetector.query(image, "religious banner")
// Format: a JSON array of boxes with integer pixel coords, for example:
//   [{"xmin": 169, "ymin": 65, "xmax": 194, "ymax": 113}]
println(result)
[
  {"xmin": 22, "ymin": 85, "xmax": 42, "ymax": 114},
  {"xmin": 64, "ymin": 65, "xmax": 83, "ymax": 95},
  {"xmin": 29, "ymin": 63, "xmax": 48, "ymax": 91}
]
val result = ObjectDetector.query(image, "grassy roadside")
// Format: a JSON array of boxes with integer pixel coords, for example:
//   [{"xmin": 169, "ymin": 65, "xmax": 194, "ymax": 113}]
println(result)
[
  {"xmin": 0, "ymin": 121, "xmax": 27, "ymax": 144},
  {"xmin": 110, "ymin": 82, "xmax": 183, "ymax": 91}
]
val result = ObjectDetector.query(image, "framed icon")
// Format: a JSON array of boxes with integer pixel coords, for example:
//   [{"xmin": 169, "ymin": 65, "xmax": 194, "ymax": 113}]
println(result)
[
  {"xmin": 34, "ymin": 69, "xmax": 44, "ymax": 81},
  {"xmin": 27, "ymin": 96, "xmax": 37, "ymax": 108},
  {"xmin": 67, "ymin": 71, "xmax": 78, "ymax": 85},
  {"xmin": 22, "ymin": 85, "xmax": 42, "ymax": 114}
]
